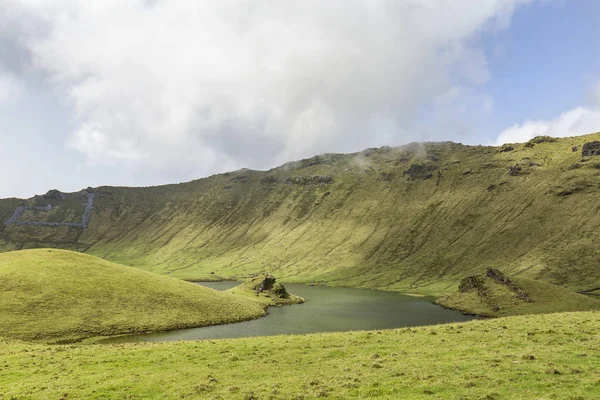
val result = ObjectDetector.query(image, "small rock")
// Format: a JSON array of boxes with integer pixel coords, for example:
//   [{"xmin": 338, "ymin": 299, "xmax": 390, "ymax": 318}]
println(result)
[
  {"xmin": 582, "ymin": 141, "xmax": 600, "ymax": 157},
  {"xmin": 509, "ymin": 165, "xmax": 522, "ymax": 176}
]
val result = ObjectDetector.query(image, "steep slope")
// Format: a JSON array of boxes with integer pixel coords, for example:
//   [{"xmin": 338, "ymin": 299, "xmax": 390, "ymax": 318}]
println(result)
[
  {"xmin": 0, "ymin": 249, "xmax": 265, "ymax": 342},
  {"xmin": 2, "ymin": 133, "xmax": 600, "ymax": 294},
  {"xmin": 436, "ymin": 268, "xmax": 600, "ymax": 316}
]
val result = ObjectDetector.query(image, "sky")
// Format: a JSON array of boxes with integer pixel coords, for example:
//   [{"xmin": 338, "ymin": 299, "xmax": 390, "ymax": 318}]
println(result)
[{"xmin": 0, "ymin": 0, "xmax": 599, "ymax": 199}]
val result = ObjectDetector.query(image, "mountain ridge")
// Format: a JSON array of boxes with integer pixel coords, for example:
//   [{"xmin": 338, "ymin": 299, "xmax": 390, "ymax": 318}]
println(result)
[{"xmin": 2, "ymin": 132, "xmax": 600, "ymax": 295}]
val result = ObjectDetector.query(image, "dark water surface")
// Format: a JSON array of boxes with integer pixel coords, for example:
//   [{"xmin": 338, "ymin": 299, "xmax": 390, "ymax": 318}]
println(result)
[{"xmin": 99, "ymin": 282, "xmax": 473, "ymax": 343}]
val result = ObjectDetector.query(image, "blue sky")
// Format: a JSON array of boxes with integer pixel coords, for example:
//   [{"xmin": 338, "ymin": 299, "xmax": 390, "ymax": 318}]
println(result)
[
  {"xmin": 485, "ymin": 0, "xmax": 600, "ymax": 139},
  {"xmin": 0, "ymin": 0, "xmax": 599, "ymax": 199}
]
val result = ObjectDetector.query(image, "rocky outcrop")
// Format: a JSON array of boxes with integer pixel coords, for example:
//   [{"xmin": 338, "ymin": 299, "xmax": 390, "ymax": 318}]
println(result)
[
  {"xmin": 582, "ymin": 141, "xmax": 600, "ymax": 157},
  {"xmin": 485, "ymin": 268, "xmax": 530, "ymax": 302},
  {"xmin": 236, "ymin": 274, "xmax": 304, "ymax": 306},
  {"xmin": 42, "ymin": 190, "xmax": 66, "ymax": 201},
  {"xmin": 403, "ymin": 163, "xmax": 438, "ymax": 180},
  {"xmin": 456, "ymin": 268, "xmax": 530, "ymax": 308},
  {"xmin": 245, "ymin": 274, "xmax": 289, "ymax": 299},
  {"xmin": 508, "ymin": 165, "xmax": 523, "ymax": 176},
  {"xmin": 525, "ymin": 136, "xmax": 557, "ymax": 147}
]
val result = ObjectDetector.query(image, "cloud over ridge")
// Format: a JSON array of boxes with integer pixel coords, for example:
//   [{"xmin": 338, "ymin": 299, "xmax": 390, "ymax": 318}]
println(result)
[{"xmin": 3, "ymin": 0, "xmax": 534, "ymax": 180}]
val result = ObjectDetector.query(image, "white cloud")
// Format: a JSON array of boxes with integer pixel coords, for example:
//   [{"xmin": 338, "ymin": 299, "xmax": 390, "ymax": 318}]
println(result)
[
  {"xmin": 0, "ymin": 69, "xmax": 20, "ymax": 104},
  {"xmin": 3, "ymin": 0, "xmax": 534, "ymax": 177},
  {"xmin": 494, "ymin": 106, "xmax": 600, "ymax": 145},
  {"xmin": 495, "ymin": 81, "xmax": 600, "ymax": 145}
]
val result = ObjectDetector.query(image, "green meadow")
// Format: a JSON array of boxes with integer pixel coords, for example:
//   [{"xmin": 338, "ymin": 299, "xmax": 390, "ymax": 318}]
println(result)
[{"xmin": 0, "ymin": 312, "xmax": 598, "ymax": 399}]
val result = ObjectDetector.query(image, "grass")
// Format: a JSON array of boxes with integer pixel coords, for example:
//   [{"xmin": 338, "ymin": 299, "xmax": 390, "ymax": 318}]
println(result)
[
  {"xmin": 0, "ymin": 311, "xmax": 597, "ymax": 399},
  {"xmin": 0, "ymin": 249, "xmax": 267, "ymax": 343},
  {"xmin": 3, "ymin": 133, "xmax": 600, "ymax": 296},
  {"xmin": 436, "ymin": 270, "xmax": 600, "ymax": 317}
]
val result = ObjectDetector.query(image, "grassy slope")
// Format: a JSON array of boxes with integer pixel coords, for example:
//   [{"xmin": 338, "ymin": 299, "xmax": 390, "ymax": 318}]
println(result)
[
  {"xmin": 437, "ymin": 276, "xmax": 600, "ymax": 317},
  {"xmin": 0, "ymin": 249, "xmax": 266, "ymax": 342},
  {"xmin": 0, "ymin": 311, "xmax": 597, "ymax": 399},
  {"xmin": 3, "ymin": 133, "xmax": 600, "ymax": 294}
]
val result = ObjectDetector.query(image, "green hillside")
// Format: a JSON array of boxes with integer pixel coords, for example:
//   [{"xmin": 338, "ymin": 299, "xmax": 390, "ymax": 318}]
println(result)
[
  {"xmin": 436, "ymin": 268, "xmax": 600, "ymax": 317},
  {"xmin": 3, "ymin": 133, "xmax": 600, "ymax": 294},
  {"xmin": 0, "ymin": 311, "xmax": 598, "ymax": 399},
  {"xmin": 0, "ymin": 249, "xmax": 266, "ymax": 342}
]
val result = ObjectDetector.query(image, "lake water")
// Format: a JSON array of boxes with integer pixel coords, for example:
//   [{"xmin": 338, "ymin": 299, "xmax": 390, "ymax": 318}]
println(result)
[{"xmin": 99, "ymin": 282, "xmax": 474, "ymax": 343}]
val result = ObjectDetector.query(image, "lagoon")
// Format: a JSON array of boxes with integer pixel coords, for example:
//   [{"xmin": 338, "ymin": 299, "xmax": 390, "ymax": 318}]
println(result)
[{"xmin": 99, "ymin": 282, "xmax": 474, "ymax": 343}]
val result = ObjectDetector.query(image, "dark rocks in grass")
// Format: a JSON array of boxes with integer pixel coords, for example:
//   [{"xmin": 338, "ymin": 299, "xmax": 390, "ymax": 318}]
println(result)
[
  {"xmin": 458, "ymin": 268, "xmax": 530, "ymax": 303},
  {"xmin": 43, "ymin": 189, "xmax": 66, "ymax": 201},
  {"xmin": 245, "ymin": 274, "xmax": 290, "ymax": 299},
  {"xmin": 498, "ymin": 145, "xmax": 514, "ymax": 153},
  {"xmin": 260, "ymin": 176, "xmax": 278, "ymax": 185},
  {"xmin": 525, "ymin": 136, "xmax": 557, "ymax": 148},
  {"xmin": 581, "ymin": 141, "xmax": 600, "ymax": 157},
  {"xmin": 572, "ymin": 146, "xmax": 579, "ymax": 152},
  {"xmin": 403, "ymin": 163, "xmax": 438, "ymax": 180},
  {"xmin": 485, "ymin": 268, "xmax": 530, "ymax": 302},
  {"xmin": 508, "ymin": 165, "xmax": 522, "ymax": 176},
  {"xmin": 458, "ymin": 276, "xmax": 485, "ymax": 293}
]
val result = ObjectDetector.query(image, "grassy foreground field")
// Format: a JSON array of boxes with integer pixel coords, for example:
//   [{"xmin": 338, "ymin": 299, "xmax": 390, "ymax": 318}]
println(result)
[
  {"xmin": 0, "ymin": 311, "xmax": 597, "ymax": 399},
  {"xmin": 0, "ymin": 249, "xmax": 266, "ymax": 343}
]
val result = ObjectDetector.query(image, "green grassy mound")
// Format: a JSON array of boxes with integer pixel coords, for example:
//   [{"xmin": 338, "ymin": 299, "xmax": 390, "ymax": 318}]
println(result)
[
  {"xmin": 228, "ymin": 274, "xmax": 305, "ymax": 306},
  {"xmin": 436, "ymin": 268, "xmax": 600, "ymax": 317},
  {"xmin": 0, "ymin": 249, "xmax": 266, "ymax": 342},
  {"xmin": 0, "ymin": 311, "xmax": 597, "ymax": 399}
]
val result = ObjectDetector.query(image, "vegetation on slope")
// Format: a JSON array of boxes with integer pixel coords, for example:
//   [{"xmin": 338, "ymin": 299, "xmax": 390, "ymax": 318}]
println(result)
[
  {"xmin": 436, "ymin": 268, "xmax": 600, "ymax": 317},
  {"xmin": 0, "ymin": 311, "xmax": 597, "ymax": 399},
  {"xmin": 3, "ymin": 134, "xmax": 600, "ymax": 294},
  {"xmin": 0, "ymin": 249, "xmax": 266, "ymax": 342}
]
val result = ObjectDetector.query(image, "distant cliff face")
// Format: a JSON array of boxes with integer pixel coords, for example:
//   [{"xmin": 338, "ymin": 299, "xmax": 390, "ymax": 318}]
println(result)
[{"xmin": 2, "ymin": 133, "xmax": 600, "ymax": 294}]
